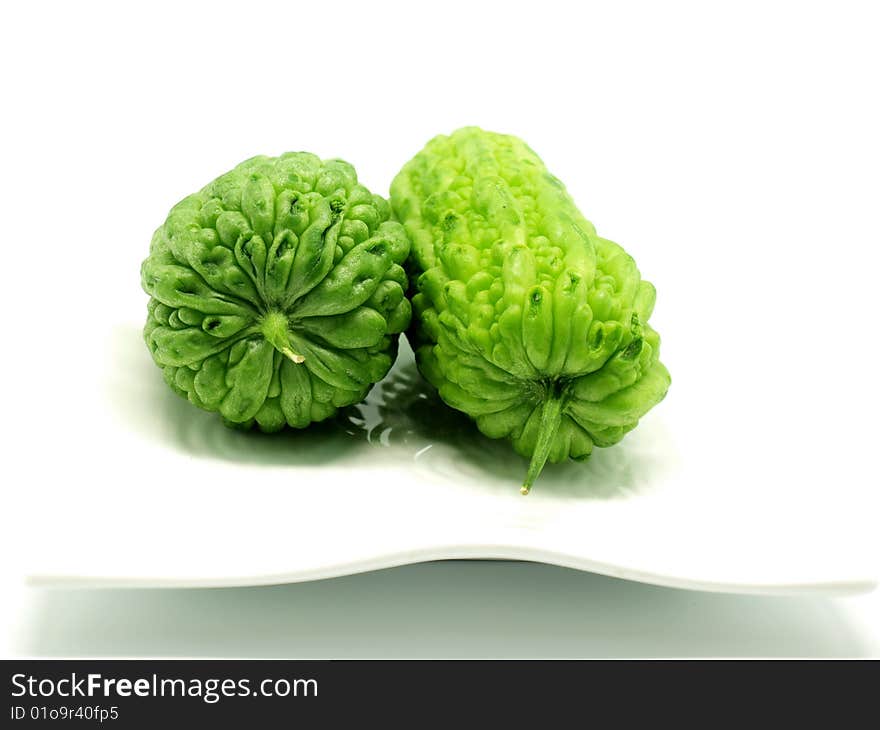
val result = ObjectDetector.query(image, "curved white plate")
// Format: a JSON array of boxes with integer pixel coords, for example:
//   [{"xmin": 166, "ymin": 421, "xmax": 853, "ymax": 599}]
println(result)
[{"xmin": 23, "ymin": 327, "xmax": 878, "ymax": 596}]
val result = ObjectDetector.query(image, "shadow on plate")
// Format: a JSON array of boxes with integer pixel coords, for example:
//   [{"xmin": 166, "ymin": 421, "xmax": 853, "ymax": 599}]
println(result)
[
  {"xmin": 19, "ymin": 561, "xmax": 871, "ymax": 658},
  {"xmin": 107, "ymin": 325, "xmax": 368, "ymax": 467},
  {"xmin": 109, "ymin": 324, "xmax": 675, "ymax": 497}
]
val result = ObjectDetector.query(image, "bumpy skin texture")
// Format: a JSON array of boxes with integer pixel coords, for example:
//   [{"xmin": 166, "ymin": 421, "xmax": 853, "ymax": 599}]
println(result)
[
  {"xmin": 390, "ymin": 128, "xmax": 670, "ymax": 492},
  {"xmin": 142, "ymin": 153, "xmax": 411, "ymax": 431}
]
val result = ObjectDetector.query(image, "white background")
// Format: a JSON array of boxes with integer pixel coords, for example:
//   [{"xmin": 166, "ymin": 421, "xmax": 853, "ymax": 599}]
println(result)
[{"xmin": 2, "ymin": 0, "xmax": 878, "ymax": 656}]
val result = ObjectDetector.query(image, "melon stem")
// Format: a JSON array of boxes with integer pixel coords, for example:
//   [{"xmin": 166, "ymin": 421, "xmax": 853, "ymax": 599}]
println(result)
[
  {"xmin": 521, "ymin": 395, "xmax": 564, "ymax": 495},
  {"xmin": 260, "ymin": 311, "xmax": 304, "ymax": 364},
  {"xmin": 281, "ymin": 346, "xmax": 305, "ymax": 364}
]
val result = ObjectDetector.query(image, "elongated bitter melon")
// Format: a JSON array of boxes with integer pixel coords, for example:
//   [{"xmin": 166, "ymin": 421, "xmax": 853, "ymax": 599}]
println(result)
[{"xmin": 391, "ymin": 128, "xmax": 670, "ymax": 493}]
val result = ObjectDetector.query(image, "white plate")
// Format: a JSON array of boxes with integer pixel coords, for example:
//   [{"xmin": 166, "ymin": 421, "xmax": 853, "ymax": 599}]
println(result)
[{"xmin": 21, "ymin": 325, "xmax": 877, "ymax": 596}]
